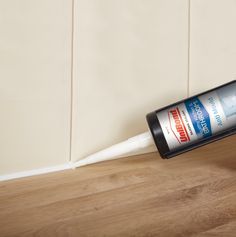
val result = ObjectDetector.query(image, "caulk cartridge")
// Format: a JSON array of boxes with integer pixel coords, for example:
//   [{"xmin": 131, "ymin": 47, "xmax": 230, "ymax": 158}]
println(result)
[
  {"xmin": 146, "ymin": 80, "xmax": 236, "ymax": 158},
  {"xmin": 74, "ymin": 80, "xmax": 236, "ymax": 168}
]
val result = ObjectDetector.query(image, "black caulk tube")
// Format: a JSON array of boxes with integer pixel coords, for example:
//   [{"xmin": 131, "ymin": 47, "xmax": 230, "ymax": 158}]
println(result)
[
  {"xmin": 146, "ymin": 80, "xmax": 236, "ymax": 158},
  {"xmin": 73, "ymin": 81, "xmax": 236, "ymax": 168}
]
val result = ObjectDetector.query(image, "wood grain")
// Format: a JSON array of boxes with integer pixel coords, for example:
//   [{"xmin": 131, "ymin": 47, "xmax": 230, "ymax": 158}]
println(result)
[{"xmin": 0, "ymin": 135, "xmax": 236, "ymax": 237}]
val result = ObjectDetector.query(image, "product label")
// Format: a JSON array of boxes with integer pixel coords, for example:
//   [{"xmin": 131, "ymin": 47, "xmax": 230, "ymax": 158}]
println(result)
[{"xmin": 157, "ymin": 82, "xmax": 236, "ymax": 151}]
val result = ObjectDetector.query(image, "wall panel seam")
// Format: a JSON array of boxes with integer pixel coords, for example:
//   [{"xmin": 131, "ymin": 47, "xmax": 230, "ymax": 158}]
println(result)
[
  {"xmin": 187, "ymin": 0, "xmax": 191, "ymax": 96},
  {"xmin": 69, "ymin": 0, "xmax": 75, "ymax": 162}
]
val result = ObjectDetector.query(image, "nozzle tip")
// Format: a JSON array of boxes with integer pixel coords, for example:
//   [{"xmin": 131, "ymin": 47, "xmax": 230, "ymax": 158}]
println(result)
[{"xmin": 73, "ymin": 159, "xmax": 88, "ymax": 169}]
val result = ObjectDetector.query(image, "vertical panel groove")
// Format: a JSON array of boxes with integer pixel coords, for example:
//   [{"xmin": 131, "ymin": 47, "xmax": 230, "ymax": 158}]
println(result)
[
  {"xmin": 69, "ymin": 0, "xmax": 75, "ymax": 162},
  {"xmin": 187, "ymin": 0, "xmax": 191, "ymax": 96}
]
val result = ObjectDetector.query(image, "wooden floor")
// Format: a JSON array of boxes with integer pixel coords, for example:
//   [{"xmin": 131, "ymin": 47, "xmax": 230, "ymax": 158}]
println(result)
[{"xmin": 0, "ymin": 136, "xmax": 236, "ymax": 237}]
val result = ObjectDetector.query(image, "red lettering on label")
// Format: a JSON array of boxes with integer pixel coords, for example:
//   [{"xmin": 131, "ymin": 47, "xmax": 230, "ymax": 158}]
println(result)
[{"xmin": 168, "ymin": 108, "xmax": 190, "ymax": 143}]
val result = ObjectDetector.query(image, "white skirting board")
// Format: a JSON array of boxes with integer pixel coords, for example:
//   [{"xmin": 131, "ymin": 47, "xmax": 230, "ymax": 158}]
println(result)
[{"xmin": 0, "ymin": 163, "xmax": 73, "ymax": 182}]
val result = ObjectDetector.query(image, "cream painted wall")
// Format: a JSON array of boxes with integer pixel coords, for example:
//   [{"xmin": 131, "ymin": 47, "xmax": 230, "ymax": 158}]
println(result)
[
  {"xmin": 3, "ymin": 1, "xmax": 234, "ymax": 175},
  {"xmin": 72, "ymin": 0, "xmax": 189, "ymax": 161},
  {"xmin": 0, "ymin": 0, "xmax": 72, "ymax": 175},
  {"xmin": 189, "ymin": 0, "xmax": 236, "ymax": 94}
]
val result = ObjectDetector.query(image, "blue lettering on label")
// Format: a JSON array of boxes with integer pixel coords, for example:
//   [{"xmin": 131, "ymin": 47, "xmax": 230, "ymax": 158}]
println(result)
[{"xmin": 185, "ymin": 97, "xmax": 212, "ymax": 138}]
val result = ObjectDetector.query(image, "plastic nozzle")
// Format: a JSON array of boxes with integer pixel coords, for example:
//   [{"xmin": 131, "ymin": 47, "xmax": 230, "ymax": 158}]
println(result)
[{"xmin": 73, "ymin": 131, "xmax": 154, "ymax": 168}]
